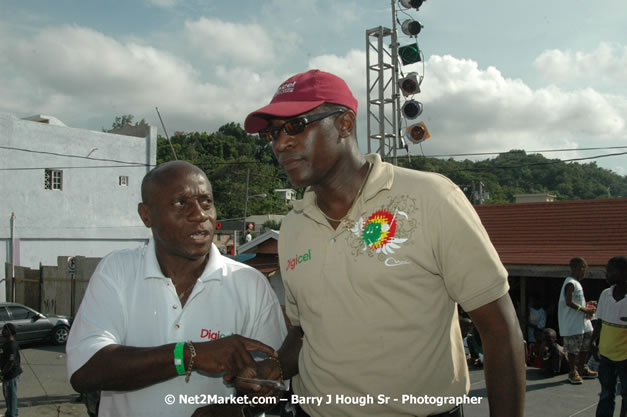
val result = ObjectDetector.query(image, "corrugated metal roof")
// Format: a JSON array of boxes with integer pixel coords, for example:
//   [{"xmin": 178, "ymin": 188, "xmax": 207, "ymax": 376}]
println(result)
[{"xmin": 474, "ymin": 197, "xmax": 627, "ymax": 266}]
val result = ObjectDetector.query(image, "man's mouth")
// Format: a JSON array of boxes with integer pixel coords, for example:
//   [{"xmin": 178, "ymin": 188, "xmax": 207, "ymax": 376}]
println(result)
[
  {"xmin": 189, "ymin": 231, "xmax": 209, "ymax": 240},
  {"xmin": 280, "ymin": 157, "xmax": 304, "ymax": 171}
]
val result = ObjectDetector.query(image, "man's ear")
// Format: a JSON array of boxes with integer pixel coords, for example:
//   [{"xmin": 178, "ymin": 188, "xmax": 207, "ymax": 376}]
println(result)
[
  {"xmin": 138, "ymin": 203, "xmax": 152, "ymax": 228},
  {"xmin": 337, "ymin": 110, "xmax": 356, "ymax": 139}
]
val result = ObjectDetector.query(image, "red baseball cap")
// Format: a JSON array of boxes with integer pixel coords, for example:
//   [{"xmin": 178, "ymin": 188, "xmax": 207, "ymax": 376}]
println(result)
[{"xmin": 244, "ymin": 69, "xmax": 358, "ymax": 133}]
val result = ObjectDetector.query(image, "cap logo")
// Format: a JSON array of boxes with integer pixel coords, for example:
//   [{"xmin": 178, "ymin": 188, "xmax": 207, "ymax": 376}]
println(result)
[{"xmin": 274, "ymin": 81, "xmax": 296, "ymax": 97}]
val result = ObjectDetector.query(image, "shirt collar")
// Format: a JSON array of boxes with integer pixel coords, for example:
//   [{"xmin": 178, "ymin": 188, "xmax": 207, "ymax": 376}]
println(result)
[
  {"xmin": 143, "ymin": 239, "xmax": 225, "ymax": 282},
  {"xmin": 293, "ymin": 153, "xmax": 394, "ymax": 223}
]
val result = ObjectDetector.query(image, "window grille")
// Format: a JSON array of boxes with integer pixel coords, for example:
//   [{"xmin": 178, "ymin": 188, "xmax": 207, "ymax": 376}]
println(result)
[{"xmin": 44, "ymin": 169, "xmax": 63, "ymax": 190}]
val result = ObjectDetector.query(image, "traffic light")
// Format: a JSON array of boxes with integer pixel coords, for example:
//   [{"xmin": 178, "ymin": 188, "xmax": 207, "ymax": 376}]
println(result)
[
  {"xmin": 401, "ymin": 19, "xmax": 423, "ymax": 37},
  {"xmin": 405, "ymin": 121, "xmax": 430, "ymax": 144},
  {"xmin": 400, "ymin": 0, "xmax": 425, "ymax": 10},
  {"xmin": 398, "ymin": 72, "xmax": 421, "ymax": 96},
  {"xmin": 398, "ymin": 44, "xmax": 421, "ymax": 65},
  {"xmin": 401, "ymin": 100, "xmax": 423, "ymax": 119}
]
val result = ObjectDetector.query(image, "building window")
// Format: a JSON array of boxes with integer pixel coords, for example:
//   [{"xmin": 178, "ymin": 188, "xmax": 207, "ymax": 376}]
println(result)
[
  {"xmin": 119, "ymin": 176, "xmax": 129, "ymax": 186},
  {"xmin": 44, "ymin": 169, "xmax": 63, "ymax": 190}
]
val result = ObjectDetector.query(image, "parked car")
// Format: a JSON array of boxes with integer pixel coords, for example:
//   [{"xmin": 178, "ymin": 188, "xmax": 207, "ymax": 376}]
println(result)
[{"xmin": 0, "ymin": 302, "xmax": 72, "ymax": 345}]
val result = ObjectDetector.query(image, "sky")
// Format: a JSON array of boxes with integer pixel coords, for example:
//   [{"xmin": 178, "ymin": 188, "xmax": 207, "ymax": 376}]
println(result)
[{"xmin": 1, "ymin": 0, "xmax": 626, "ymax": 176}]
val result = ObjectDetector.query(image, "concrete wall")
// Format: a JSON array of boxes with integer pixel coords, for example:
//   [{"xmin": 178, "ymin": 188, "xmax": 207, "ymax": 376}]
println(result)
[
  {"xmin": 8, "ymin": 255, "xmax": 102, "ymax": 317},
  {"xmin": 0, "ymin": 113, "xmax": 156, "ymax": 300}
]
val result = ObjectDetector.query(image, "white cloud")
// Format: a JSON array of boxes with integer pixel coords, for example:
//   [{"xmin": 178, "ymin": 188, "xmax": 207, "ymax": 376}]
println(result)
[
  {"xmin": 257, "ymin": 51, "xmax": 627, "ymax": 169},
  {"xmin": 0, "ymin": 21, "xmax": 625, "ymax": 175},
  {"xmin": 0, "ymin": 25, "xmax": 234, "ymax": 130},
  {"xmin": 308, "ymin": 49, "xmax": 367, "ymax": 101},
  {"xmin": 5, "ymin": 25, "xmax": 199, "ymax": 96},
  {"xmin": 184, "ymin": 18, "xmax": 275, "ymax": 66},
  {"xmin": 534, "ymin": 42, "xmax": 627, "ymax": 85},
  {"xmin": 412, "ymin": 55, "xmax": 627, "ymax": 161},
  {"xmin": 302, "ymin": 51, "xmax": 627, "ymax": 166}
]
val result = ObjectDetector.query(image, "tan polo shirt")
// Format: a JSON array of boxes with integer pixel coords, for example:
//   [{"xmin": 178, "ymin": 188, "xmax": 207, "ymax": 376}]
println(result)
[{"xmin": 279, "ymin": 154, "xmax": 509, "ymax": 417}]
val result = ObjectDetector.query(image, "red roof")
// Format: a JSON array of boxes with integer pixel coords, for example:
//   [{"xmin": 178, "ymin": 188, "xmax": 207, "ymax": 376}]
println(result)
[{"xmin": 474, "ymin": 198, "xmax": 627, "ymax": 266}]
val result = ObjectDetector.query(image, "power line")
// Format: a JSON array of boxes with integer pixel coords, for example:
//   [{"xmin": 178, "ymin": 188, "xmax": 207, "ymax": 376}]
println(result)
[
  {"xmin": 0, "ymin": 145, "xmax": 148, "ymax": 165},
  {"xmin": 436, "ymin": 151, "xmax": 627, "ymax": 173},
  {"xmin": 420, "ymin": 146, "xmax": 627, "ymax": 159},
  {"xmin": 0, "ymin": 165, "xmax": 152, "ymax": 171},
  {"xmin": 0, "ymin": 145, "xmax": 279, "ymax": 170},
  {"xmin": 2, "ymin": 144, "xmax": 626, "ymax": 174}
]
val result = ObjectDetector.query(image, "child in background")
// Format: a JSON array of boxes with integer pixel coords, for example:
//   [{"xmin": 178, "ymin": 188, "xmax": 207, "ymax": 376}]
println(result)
[
  {"xmin": 539, "ymin": 328, "xmax": 570, "ymax": 377},
  {"xmin": 593, "ymin": 256, "xmax": 627, "ymax": 417}
]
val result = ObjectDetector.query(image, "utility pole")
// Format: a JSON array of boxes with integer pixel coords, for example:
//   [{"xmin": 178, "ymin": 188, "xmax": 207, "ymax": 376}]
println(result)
[
  {"xmin": 10, "ymin": 212, "xmax": 16, "ymax": 302},
  {"xmin": 243, "ymin": 168, "xmax": 250, "ymax": 238},
  {"xmin": 471, "ymin": 181, "xmax": 489, "ymax": 204}
]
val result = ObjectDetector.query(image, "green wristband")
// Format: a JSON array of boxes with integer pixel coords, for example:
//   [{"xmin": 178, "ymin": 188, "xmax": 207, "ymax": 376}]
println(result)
[{"xmin": 173, "ymin": 342, "xmax": 185, "ymax": 375}]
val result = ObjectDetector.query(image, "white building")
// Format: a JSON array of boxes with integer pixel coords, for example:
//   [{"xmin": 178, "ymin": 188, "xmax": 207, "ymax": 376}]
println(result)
[
  {"xmin": 274, "ymin": 188, "xmax": 296, "ymax": 202},
  {"xmin": 0, "ymin": 113, "xmax": 157, "ymax": 300}
]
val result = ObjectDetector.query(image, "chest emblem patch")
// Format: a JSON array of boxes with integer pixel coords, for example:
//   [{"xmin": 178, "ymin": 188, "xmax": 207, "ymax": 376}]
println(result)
[{"xmin": 352, "ymin": 209, "xmax": 408, "ymax": 256}]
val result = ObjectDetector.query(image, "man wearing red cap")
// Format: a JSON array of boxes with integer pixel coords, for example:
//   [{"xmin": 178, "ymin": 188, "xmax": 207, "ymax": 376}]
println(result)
[{"xmin": 241, "ymin": 69, "xmax": 525, "ymax": 417}]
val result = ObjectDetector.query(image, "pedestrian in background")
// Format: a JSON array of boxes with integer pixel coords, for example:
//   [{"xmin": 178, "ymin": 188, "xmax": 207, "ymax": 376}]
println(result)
[
  {"xmin": 593, "ymin": 256, "xmax": 627, "ymax": 417},
  {"xmin": 528, "ymin": 292, "xmax": 546, "ymax": 347},
  {"xmin": 558, "ymin": 256, "xmax": 598, "ymax": 384},
  {"xmin": 0, "ymin": 323, "xmax": 23, "ymax": 417}
]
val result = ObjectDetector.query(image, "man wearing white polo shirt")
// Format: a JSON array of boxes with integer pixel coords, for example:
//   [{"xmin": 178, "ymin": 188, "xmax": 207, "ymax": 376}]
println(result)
[{"xmin": 67, "ymin": 161, "xmax": 287, "ymax": 417}]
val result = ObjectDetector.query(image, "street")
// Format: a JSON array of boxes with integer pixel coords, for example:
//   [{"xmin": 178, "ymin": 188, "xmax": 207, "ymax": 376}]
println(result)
[
  {"xmin": 1, "ymin": 344, "xmax": 622, "ymax": 417},
  {"xmin": 1, "ymin": 343, "xmax": 87, "ymax": 417}
]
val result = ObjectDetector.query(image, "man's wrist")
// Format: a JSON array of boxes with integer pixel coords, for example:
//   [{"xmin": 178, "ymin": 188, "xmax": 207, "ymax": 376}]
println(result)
[
  {"xmin": 266, "ymin": 356, "xmax": 283, "ymax": 382},
  {"xmin": 173, "ymin": 342, "xmax": 186, "ymax": 375}
]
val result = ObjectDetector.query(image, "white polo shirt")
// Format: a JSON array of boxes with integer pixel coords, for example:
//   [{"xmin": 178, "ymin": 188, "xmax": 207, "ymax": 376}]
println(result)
[{"xmin": 67, "ymin": 240, "xmax": 287, "ymax": 417}]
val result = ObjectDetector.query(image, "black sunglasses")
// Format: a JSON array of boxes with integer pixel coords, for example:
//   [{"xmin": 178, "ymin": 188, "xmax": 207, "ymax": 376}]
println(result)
[{"xmin": 259, "ymin": 109, "xmax": 346, "ymax": 142}]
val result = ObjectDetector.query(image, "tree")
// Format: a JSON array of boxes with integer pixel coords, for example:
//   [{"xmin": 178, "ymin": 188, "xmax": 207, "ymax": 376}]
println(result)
[
  {"xmin": 262, "ymin": 219, "xmax": 282, "ymax": 231},
  {"xmin": 153, "ymin": 123, "xmax": 627, "ymax": 211},
  {"xmin": 104, "ymin": 114, "xmax": 149, "ymax": 131},
  {"xmin": 112, "ymin": 114, "xmax": 135, "ymax": 129}
]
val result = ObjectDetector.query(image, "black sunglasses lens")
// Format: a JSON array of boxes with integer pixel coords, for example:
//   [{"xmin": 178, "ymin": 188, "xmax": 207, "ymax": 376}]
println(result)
[{"xmin": 284, "ymin": 118, "xmax": 307, "ymax": 135}]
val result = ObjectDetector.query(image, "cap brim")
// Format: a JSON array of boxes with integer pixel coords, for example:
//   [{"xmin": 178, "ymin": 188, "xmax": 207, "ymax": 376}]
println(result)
[{"xmin": 244, "ymin": 100, "xmax": 325, "ymax": 133}]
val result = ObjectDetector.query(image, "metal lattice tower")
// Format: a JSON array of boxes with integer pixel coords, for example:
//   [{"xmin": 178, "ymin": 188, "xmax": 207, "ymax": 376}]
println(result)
[{"xmin": 365, "ymin": 1, "xmax": 402, "ymax": 165}]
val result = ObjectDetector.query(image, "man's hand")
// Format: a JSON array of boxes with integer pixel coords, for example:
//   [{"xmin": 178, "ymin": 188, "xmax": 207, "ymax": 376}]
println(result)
[
  {"xmin": 235, "ymin": 357, "xmax": 283, "ymax": 398},
  {"xmin": 70, "ymin": 335, "xmax": 276, "ymax": 393},
  {"xmin": 194, "ymin": 335, "xmax": 277, "ymax": 383},
  {"xmin": 583, "ymin": 304, "xmax": 596, "ymax": 319},
  {"xmin": 191, "ymin": 403, "xmax": 243, "ymax": 417}
]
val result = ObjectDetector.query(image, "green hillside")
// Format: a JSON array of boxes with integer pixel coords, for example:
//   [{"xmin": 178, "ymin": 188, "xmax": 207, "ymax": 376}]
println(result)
[{"xmin": 156, "ymin": 123, "xmax": 627, "ymax": 217}]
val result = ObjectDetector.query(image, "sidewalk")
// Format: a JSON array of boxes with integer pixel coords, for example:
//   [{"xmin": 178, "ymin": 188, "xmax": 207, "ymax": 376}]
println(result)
[
  {"xmin": 1, "ymin": 345, "xmax": 623, "ymax": 417},
  {"xmin": 1, "ymin": 344, "xmax": 87, "ymax": 417},
  {"xmin": 464, "ymin": 365, "xmax": 621, "ymax": 417}
]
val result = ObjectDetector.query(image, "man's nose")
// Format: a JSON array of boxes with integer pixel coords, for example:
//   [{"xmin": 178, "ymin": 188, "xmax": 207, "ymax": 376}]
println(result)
[
  {"xmin": 272, "ymin": 130, "xmax": 296, "ymax": 154},
  {"xmin": 188, "ymin": 200, "xmax": 209, "ymax": 221}
]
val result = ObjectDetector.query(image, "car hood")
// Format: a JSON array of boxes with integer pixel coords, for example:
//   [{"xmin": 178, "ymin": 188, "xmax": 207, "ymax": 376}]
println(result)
[{"xmin": 47, "ymin": 315, "xmax": 73, "ymax": 325}]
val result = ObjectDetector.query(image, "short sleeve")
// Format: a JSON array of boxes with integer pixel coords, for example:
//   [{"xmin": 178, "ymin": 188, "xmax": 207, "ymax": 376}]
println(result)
[
  {"xmin": 245, "ymin": 274, "xmax": 288, "ymax": 350},
  {"xmin": 66, "ymin": 256, "xmax": 127, "ymax": 378},
  {"xmin": 430, "ymin": 186, "xmax": 509, "ymax": 312}
]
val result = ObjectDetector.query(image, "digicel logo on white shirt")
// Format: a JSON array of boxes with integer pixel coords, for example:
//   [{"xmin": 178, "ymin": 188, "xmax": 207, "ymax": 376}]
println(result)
[{"xmin": 200, "ymin": 329, "xmax": 232, "ymax": 340}]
